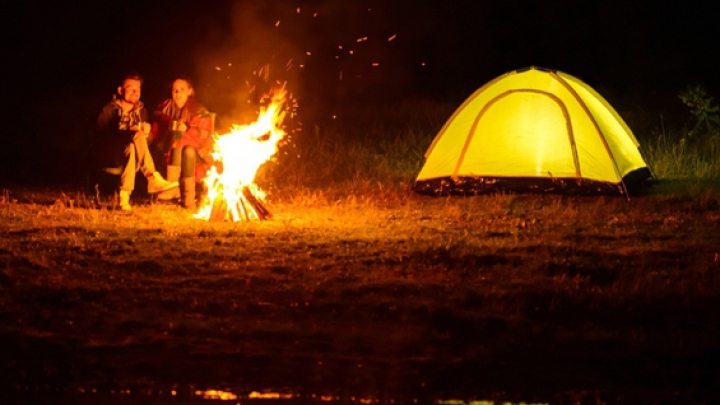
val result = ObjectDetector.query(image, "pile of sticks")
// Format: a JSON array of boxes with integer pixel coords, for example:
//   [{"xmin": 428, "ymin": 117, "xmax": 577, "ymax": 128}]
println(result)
[{"xmin": 207, "ymin": 186, "xmax": 272, "ymax": 222}]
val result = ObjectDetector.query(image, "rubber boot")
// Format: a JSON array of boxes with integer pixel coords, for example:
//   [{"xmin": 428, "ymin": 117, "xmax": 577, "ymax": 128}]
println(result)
[
  {"xmin": 119, "ymin": 190, "xmax": 132, "ymax": 211},
  {"xmin": 157, "ymin": 165, "xmax": 181, "ymax": 200},
  {"xmin": 147, "ymin": 171, "xmax": 178, "ymax": 195},
  {"xmin": 182, "ymin": 177, "xmax": 196, "ymax": 210}
]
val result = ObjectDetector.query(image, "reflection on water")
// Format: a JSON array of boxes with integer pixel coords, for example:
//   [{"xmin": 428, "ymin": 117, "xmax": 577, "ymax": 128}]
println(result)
[
  {"xmin": 194, "ymin": 390, "xmax": 347, "ymax": 402},
  {"xmin": 436, "ymin": 400, "xmax": 549, "ymax": 405},
  {"xmin": 194, "ymin": 391, "xmax": 550, "ymax": 405},
  {"xmin": 12, "ymin": 388, "xmax": 552, "ymax": 405},
  {"xmin": 197, "ymin": 389, "xmax": 238, "ymax": 400}
]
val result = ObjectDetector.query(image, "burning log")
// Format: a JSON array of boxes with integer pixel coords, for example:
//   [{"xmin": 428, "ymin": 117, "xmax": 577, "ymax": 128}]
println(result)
[
  {"xmin": 206, "ymin": 185, "xmax": 272, "ymax": 222},
  {"xmin": 194, "ymin": 83, "xmax": 288, "ymax": 223},
  {"xmin": 208, "ymin": 193, "xmax": 228, "ymax": 222},
  {"xmin": 242, "ymin": 186, "xmax": 272, "ymax": 220}
]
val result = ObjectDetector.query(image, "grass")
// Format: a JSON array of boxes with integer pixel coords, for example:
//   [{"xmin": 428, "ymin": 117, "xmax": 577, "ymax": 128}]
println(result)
[
  {"xmin": 642, "ymin": 132, "xmax": 720, "ymax": 180},
  {"xmin": 259, "ymin": 98, "xmax": 720, "ymax": 203},
  {"xmin": 2, "ymin": 187, "xmax": 720, "ymax": 404},
  {"xmin": 264, "ymin": 98, "xmax": 454, "ymax": 196},
  {"xmin": 1, "ymin": 97, "xmax": 720, "ymax": 404}
]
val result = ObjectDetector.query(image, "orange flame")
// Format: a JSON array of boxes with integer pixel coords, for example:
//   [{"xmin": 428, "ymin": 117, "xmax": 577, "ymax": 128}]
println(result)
[{"xmin": 194, "ymin": 84, "xmax": 288, "ymax": 221}]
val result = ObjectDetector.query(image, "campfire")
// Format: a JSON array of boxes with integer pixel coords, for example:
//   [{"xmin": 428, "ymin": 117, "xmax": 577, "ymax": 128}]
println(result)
[{"xmin": 194, "ymin": 84, "xmax": 288, "ymax": 222}]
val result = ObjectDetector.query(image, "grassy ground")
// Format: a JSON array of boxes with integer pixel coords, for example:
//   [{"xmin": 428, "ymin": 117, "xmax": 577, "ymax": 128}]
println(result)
[
  {"xmin": 2, "ymin": 97, "xmax": 720, "ymax": 404},
  {"xmin": 1, "ymin": 182, "xmax": 719, "ymax": 405}
]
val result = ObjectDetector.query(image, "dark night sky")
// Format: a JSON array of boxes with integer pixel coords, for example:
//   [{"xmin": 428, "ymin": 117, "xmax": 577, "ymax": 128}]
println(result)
[
  {"xmin": 2, "ymin": 0, "xmax": 719, "ymax": 182},
  {"xmin": 6, "ymin": 0, "xmax": 720, "ymax": 102}
]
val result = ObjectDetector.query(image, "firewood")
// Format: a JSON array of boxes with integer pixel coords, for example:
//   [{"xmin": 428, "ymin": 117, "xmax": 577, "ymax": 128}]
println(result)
[
  {"xmin": 237, "ymin": 198, "xmax": 250, "ymax": 221},
  {"xmin": 209, "ymin": 195, "xmax": 228, "ymax": 222},
  {"xmin": 242, "ymin": 187, "xmax": 272, "ymax": 219}
]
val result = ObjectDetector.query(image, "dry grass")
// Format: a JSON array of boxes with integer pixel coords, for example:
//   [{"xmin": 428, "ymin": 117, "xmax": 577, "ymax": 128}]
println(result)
[
  {"xmin": 1, "ymin": 185, "xmax": 720, "ymax": 404},
  {"xmin": 2, "ymin": 97, "xmax": 720, "ymax": 403}
]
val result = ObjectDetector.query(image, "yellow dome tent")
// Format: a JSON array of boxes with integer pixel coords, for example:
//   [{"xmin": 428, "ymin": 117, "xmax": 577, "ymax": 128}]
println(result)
[{"xmin": 413, "ymin": 67, "xmax": 652, "ymax": 196}]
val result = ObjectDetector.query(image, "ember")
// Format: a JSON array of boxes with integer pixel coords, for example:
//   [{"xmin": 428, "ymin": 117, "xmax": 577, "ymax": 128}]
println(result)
[{"xmin": 194, "ymin": 84, "xmax": 288, "ymax": 222}]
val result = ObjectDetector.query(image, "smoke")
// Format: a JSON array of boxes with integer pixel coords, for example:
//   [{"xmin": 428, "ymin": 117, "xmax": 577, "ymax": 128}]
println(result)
[
  {"xmin": 186, "ymin": 0, "xmax": 413, "ymax": 130},
  {"xmin": 189, "ymin": 2, "xmax": 303, "ymax": 132}
]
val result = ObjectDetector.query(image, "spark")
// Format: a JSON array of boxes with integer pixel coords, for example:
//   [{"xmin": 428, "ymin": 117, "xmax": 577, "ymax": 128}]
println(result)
[
  {"xmin": 371, "ymin": 62, "xmax": 379, "ymax": 67},
  {"xmin": 275, "ymin": 20, "xmax": 280, "ymax": 27},
  {"xmin": 296, "ymin": 7, "xmax": 300, "ymax": 13},
  {"xmin": 215, "ymin": 66, "xmax": 221, "ymax": 71},
  {"xmin": 388, "ymin": 34, "xmax": 397, "ymax": 41}
]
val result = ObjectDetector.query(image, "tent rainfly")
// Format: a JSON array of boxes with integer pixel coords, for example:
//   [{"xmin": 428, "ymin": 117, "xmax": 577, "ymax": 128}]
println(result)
[{"xmin": 413, "ymin": 66, "xmax": 653, "ymax": 196}]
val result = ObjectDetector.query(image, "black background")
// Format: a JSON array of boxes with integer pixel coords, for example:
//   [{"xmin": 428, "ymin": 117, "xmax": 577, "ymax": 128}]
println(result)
[{"xmin": 3, "ymin": 0, "xmax": 719, "ymax": 184}]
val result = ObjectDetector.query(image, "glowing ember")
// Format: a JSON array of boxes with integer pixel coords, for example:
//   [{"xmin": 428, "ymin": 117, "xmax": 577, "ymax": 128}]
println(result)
[{"xmin": 194, "ymin": 84, "xmax": 288, "ymax": 222}]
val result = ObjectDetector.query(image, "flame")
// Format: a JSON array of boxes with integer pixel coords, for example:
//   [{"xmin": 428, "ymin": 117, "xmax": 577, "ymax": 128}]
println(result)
[{"xmin": 194, "ymin": 84, "xmax": 288, "ymax": 222}]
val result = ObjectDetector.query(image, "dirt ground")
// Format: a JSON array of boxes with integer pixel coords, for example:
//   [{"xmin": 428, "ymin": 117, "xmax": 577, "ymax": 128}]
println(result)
[{"xmin": 1, "ymin": 186, "xmax": 720, "ymax": 404}]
